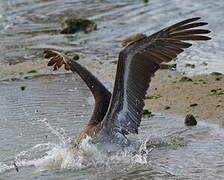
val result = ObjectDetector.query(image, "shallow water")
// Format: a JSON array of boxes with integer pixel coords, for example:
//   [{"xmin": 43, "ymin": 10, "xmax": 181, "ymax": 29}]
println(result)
[
  {"xmin": 0, "ymin": 0, "xmax": 224, "ymax": 75},
  {"xmin": 0, "ymin": 0, "xmax": 224, "ymax": 179},
  {"xmin": 0, "ymin": 74, "xmax": 224, "ymax": 180}
]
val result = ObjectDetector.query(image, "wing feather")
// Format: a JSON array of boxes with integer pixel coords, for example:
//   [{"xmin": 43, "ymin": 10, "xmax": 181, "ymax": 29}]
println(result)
[
  {"xmin": 101, "ymin": 17, "xmax": 211, "ymax": 136},
  {"xmin": 44, "ymin": 50, "xmax": 111, "ymax": 125}
]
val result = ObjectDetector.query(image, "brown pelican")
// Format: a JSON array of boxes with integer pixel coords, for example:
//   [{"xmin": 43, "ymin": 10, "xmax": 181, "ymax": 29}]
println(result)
[{"xmin": 44, "ymin": 17, "xmax": 211, "ymax": 148}]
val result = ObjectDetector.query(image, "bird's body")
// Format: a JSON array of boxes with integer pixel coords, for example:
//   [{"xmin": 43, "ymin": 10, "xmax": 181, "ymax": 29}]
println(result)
[{"xmin": 44, "ymin": 17, "xmax": 211, "ymax": 149}]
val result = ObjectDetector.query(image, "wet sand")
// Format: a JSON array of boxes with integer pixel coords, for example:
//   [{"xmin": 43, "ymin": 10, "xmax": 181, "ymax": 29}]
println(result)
[
  {"xmin": 1, "ymin": 58, "xmax": 223, "ymax": 126},
  {"xmin": 147, "ymin": 71, "xmax": 224, "ymax": 125}
]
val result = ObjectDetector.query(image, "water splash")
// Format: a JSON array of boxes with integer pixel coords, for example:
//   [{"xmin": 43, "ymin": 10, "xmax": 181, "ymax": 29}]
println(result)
[
  {"xmin": 0, "ymin": 162, "xmax": 12, "ymax": 174},
  {"xmin": 0, "ymin": 117, "xmax": 190, "ymax": 175},
  {"xmin": 33, "ymin": 136, "xmax": 151, "ymax": 172},
  {"xmin": 2, "ymin": 137, "xmax": 153, "ymax": 174},
  {"xmin": 37, "ymin": 118, "xmax": 71, "ymax": 146}
]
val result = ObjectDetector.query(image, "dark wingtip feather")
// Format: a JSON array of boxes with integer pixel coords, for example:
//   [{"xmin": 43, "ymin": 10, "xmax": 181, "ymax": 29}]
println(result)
[
  {"xmin": 47, "ymin": 58, "xmax": 56, "ymax": 66},
  {"xmin": 204, "ymin": 36, "xmax": 211, "ymax": 40},
  {"xmin": 172, "ymin": 35, "xmax": 211, "ymax": 41},
  {"xmin": 193, "ymin": 17, "xmax": 201, "ymax": 20},
  {"xmin": 43, "ymin": 50, "xmax": 56, "ymax": 59},
  {"xmin": 173, "ymin": 22, "xmax": 209, "ymax": 32},
  {"xmin": 176, "ymin": 17, "xmax": 201, "ymax": 26},
  {"xmin": 186, "ymin": 17, "xmax": 201, "ymax": 21},
  {"xmin": 167, "ymin": 17, "xmax": 202, "ymax": 31}
]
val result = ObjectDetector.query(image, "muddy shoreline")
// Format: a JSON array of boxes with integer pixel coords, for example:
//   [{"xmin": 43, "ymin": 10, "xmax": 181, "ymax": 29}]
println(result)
[{"xmin": 1, "ymin": 58, "xmax": 223, "ymax": 126}]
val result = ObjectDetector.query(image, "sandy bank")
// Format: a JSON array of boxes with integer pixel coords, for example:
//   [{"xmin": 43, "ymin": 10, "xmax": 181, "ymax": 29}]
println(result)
[
  {"xmin": 146, "ymin": 72, "xmax": 224, "ymax": 126},
  {"xmin": 1, "ymin": 58, "xmax": 223, "ymax": 126}
]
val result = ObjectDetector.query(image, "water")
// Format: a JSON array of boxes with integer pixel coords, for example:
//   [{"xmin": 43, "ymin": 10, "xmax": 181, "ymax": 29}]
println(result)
[
  {"xmin": 0, "ymin": 74, "xmax": 224, "ymax": 179},
  {"xmin": 0, "ymin": 0, "xmax": 224, "ymax": 179},
  {"xmin": 0, "ymin": 0, "xmax": 224, "ymax": 74}
]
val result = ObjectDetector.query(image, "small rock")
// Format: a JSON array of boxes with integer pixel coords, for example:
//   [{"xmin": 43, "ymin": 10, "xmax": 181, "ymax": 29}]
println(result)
[
  {"xmin": 60, "ymin": 17, "xmax": 97, "ymax": 34},
  {"xmin": 122, "ymin": 33, "xmax": 147, "ymax": 47},
  {"xmin": 24, "ymin": 76, "xmax": 31, "ymax": 80},
  {"xmin": 72, "ymin": 54, "xmax": 80, "ymax": 60},
  {"xmin": 20, "ymin": 86, "xmax": 26, "ymax": 91},
  {"xmin": 164, "ymin": 106, "xmax": 171, "ymax": 110},
  {"xmin": 190, "ymin": 103, "xmax": 198, "ymax": 107},
  {"xmin": 11, "ymin": 78, "xmax": 20, "ymax": 81},
  {"xmin": 185, "ymin": 114, "xmax": 197, "ymax": 126}
]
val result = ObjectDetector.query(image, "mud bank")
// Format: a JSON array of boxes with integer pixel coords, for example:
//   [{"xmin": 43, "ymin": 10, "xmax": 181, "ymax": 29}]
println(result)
[
  {"xmin": 146, "ymin": 71, "xmax": 224, "ymax": 125},
  {"xmin": 1, "ymin": 58, "xmax": 223, "ymax": 126}
]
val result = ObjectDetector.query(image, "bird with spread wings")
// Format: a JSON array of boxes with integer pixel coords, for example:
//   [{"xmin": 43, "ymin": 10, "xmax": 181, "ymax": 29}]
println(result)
[{"xmin": 44, "ymin": 17, "xmax": 211, "ymax": 147}]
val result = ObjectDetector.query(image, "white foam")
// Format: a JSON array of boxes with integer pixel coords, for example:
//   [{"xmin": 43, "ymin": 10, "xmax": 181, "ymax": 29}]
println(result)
[
  {"xmin": 0, "ymin": 119, "xmax": 152, "ymax": 175},
  {"xmin": 34, "ymin": 145, "xmax": 76, "ymax": 171},
  {"xmin": 20, "ymin": 137, "xmax": 150, "ymax": 173},
  {"xmin": 0, "ymin": 162, "xmax": 11, "ymax": 174}
]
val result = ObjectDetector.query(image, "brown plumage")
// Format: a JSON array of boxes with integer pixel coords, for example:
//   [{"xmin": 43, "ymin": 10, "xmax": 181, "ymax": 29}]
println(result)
[{"xmin": 44, "ymin": 17, "xmax": 211, "ymax": 147}]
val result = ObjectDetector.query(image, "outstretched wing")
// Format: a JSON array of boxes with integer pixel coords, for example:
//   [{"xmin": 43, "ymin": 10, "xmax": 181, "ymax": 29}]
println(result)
[
  {"xmin": 102, "ymin": 17, "xmax": 211, "ymax": 135},
  {"xmin": 44, "ymin": 50, "xmax": 111, "ymax": 125}
]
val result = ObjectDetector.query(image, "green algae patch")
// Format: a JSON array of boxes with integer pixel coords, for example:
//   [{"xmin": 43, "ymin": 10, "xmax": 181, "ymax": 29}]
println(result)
[
  {"xmin": 210, "ymin": 72, "xmax": 223, "ymax": 76},
  {"xmin": 160, "ymin": 63, "xmax": 176, "ymax": 70},
  {"xmin": 142, "ymin": 109, "xmax": 154, "ymax": 118},
  {"xmin": 122, "ymin": 33, "xmax": 147, "ymax": 47},
  {"xmin": 193, "ymin": 80, "xmax": 207, "ymax": 85},
  {"xmin": 146, "ymin": 95, "xmax": 162, "ymax": 99},
  {"xmin": 61, "ymin": 17, "xmax": 97, "ymax": 34},
  {"xmin": 185, "ymin": 63, "xmax": 195, "ymax": 68},
  {"xmin": 179, "ymin": 76, "xmax": 193, "ymax": 82},
  {"xmin": 27, "ymin": 69, "xmax": 38, "ymax": 73},
  {"xmin": 208, "ymin": 88, "xmax": 224, "ymax": 95}
]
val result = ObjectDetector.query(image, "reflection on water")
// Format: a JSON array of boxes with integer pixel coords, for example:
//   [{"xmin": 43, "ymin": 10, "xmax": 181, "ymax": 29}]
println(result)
[
  {"xmin": 0, "ymin": 74, "xmax": 224, "ymax": 179},
  {"xmin": 0, "ymin": 0, "xmax": 224, "ymax": 74}
]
